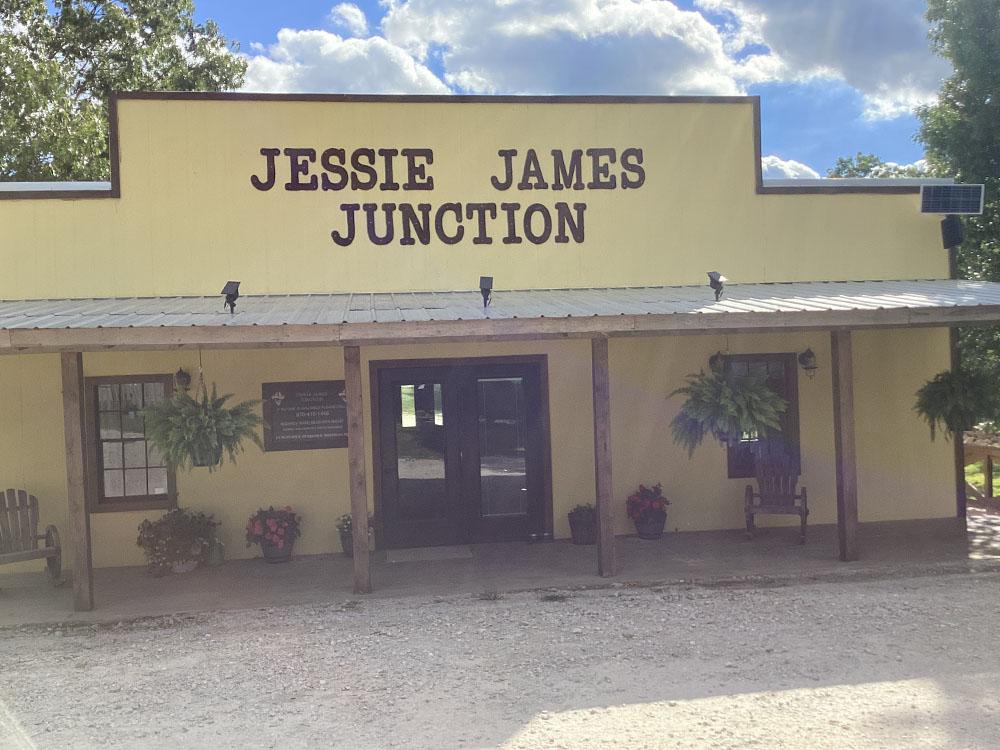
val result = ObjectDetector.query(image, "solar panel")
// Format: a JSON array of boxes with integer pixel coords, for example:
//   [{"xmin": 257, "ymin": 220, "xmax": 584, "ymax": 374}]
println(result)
[{"xmin": 920, "ymin": 184, "xmax": 984, "ymax": 214}]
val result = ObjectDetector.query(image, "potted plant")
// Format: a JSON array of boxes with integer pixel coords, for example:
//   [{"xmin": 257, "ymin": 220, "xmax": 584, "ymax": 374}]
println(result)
[
  {"xmin": 336, "ymin": 513, "xmax": 354, "ymax": 556},
  {"xmin": 915, "ymin": 369, "xmax": 992, "ymax": 440},
  {"xmin": 626, "ymin": 483, "xmax": 670, "ymax": 539},
  {"xmin": 246, "ymin": 506, "xmax": 302, "ymax": 563},
  {"xmin": 336, "ymin": 513, "xmax": 376, "ymax": 556},
  {"xmin": 567, "ymin": 504, "xmax": 597, "ymax": 545},
  {"xmin": 669, "ymin": 359, "xmax": 787, "ymax": 457},
  {"xmin": 136, "ymin": 508, "xmax": 219, "ymax": 576},
  {"xmin": 143, "ymin": 381, "xmax": 262, "ymax": 472}
]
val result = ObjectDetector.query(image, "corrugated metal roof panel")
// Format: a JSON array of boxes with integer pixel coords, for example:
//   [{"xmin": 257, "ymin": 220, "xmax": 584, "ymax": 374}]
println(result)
[{"xmin": 2, "ymin": 279, "xmax": 1000, "ymax": 330}]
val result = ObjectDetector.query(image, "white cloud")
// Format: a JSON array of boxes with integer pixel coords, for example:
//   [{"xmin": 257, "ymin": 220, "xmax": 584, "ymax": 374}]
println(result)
[
  {"xmin": 761, "ymin": 155, "xmax": 820, "ymax": 179},
  {"xmin": 243, "ymin": 28, "xmax": 449, "ymax": 94},
  {"xmin": 239, "ymin": 0, "xmax": 946, "ymax": 123},
  {"xmin": 698, "ymin": 0, "xmax": 950, "ymax": 120},
  {"xmin": 380, "ymin": 0, "xmax": 754, "ymax": 96},
  {"xmin": 329, "ymin": 3, "xmax": 369, "ymax": 38}
]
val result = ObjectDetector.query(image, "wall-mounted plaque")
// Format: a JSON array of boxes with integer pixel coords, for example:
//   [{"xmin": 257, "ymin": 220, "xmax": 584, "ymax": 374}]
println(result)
[{"xmin": 262, "ymin": 380, "xmax": 347, "ymax": 451}]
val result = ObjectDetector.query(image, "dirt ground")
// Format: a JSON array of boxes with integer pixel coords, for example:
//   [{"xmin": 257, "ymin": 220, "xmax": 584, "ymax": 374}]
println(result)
[{"xmin": 1, "ymin": 570, "xmax": 999, "ymax": 750}]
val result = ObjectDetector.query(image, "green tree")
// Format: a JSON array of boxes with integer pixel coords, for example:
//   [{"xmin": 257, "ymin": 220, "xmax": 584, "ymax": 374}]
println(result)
[
  {"xmin": 0, "ymin": 0, "xmax": 246, "ymax": 181},
  {"xmin": 828, "ymin": 152, "xmax": 932, "ymax": 178},
  {"xmin": 918, "ymin": 0, "xmax": 1000, "ymax": 418}
]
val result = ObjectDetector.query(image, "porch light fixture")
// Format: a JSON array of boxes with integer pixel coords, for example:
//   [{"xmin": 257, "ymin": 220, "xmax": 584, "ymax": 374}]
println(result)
[
  {"xmin": 174, "ymin": 367, "xmax": 192, "ymax": 391},
  {"xmin": 798, "ymin": 348, "xmax": 818, "ymax": 378},
  {"xmin": 708, "ymin": 350, "xmax": 726, "ymax": 373},
  {"xmin": 480, "ymin": 276, "xmax": 493, "ymax": 308},
  {"xmin": 707, "ymin": 271, "xmax": 727, "ymax": 301},
  {"xmin": 221, "ymin": 280, "xmax": 240, "ymax": 314}
]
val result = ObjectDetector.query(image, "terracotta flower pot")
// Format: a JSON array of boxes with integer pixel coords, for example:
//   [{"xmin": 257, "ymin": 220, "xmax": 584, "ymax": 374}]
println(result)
[
  {"xmin": 261, "ymin": 539, "xmax": 293, "ymax": 563},
  {"xmin": 634, "ymin": 513, "xmax": 666, "ymax": 540},
  {"xmin": 568, "ymin": 514, "xmax": 597, "ymax": 545},
  {"xmin": 339, "ymin": 529, "xmax": 353, "ymax": 557}
]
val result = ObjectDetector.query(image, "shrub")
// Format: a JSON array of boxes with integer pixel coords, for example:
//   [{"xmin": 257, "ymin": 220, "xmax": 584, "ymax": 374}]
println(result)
[{"xmin": 136, "ymin": 508, "xmax": 218, "ymax": 576}]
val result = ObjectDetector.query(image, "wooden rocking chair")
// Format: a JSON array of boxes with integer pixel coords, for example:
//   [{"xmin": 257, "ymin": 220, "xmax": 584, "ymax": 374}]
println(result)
[
  {"xmin": 0, "ymin": 489, "xmax": 62, "ymax": 583},
  {"xmin": 744, "ymin": 446, "xmax": 808, "ymax": 544}
]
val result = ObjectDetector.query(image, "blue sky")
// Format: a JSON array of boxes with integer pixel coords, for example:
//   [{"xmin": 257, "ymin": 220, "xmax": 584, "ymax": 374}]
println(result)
[{"xmin": 193, "ymin": 1, "xmax": 949, "ymax": 178}]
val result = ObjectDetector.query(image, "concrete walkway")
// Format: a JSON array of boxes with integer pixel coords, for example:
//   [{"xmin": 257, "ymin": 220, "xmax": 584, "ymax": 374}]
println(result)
[{"xmin": 2, "ymin": 515, "xmax": 998, "ymax": 627}]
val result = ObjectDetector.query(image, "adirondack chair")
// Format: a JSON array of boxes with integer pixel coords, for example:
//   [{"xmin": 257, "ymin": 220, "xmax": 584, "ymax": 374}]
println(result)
[
  {"xmin": 0, "ymin": 489, "xmax": 62, "ymax": 582},
  {"xmin": 744, "ymin": 445, "xmax": 808, "ymax": 544}
]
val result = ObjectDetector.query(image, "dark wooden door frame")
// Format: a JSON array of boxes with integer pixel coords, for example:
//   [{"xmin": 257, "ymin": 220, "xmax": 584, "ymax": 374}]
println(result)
[{"xmin": 369, "ymin": 354, "xmax": 553, "ymax": 549}]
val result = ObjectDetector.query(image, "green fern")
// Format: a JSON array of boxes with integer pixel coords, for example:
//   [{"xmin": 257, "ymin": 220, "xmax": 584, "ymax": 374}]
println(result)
[
  {"xmin": 669, "ymin": 367, "xmax": 787, "ymax": 458},
  {"xmin": 914, "ymin": 369, "xmax": 989, "ymax": 441},
  {"xmin": 143, "ymin": 383, "xmax": 263, "ymax": 472}
]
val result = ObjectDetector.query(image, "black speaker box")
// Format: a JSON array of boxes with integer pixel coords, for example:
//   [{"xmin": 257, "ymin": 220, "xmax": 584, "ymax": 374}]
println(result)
[{"xmin": 941, "ymin": 215, "xmax": 963, "ymax": 249}]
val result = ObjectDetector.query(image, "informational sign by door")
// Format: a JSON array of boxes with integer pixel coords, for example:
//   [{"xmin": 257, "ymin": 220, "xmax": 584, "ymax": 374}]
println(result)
[{"xmin": 262, "ymin": 380, "xmax": 348, "ymax": 451}]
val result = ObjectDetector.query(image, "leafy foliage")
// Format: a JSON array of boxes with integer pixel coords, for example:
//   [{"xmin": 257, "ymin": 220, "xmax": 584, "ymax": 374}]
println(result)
[
  {"xmin": 568, "ymin": 503, "xmax": 596, "ymax": 520},
  {"xmin": 914, "ymin": 369, "xmax": 993, "ymax": 440},
  {"xmin": 669, "ymin": 363, "xmax": 787, "ymax": 458},
  {"xmin": 828, "ymin": 153, "xmax": 933, "ymax": 178},
  {"xmin": 142, "ymin": 382, "xmax": 262, "ymax": 472},
  {"xmin": 245, "ymin": 506, "xmax": 302, "ymax": 550},
  {"xmin": 917, "ymin": 0, "xmax": 1000, "ymax": 422},
  {"xmin": 136, "ymin": 508, "xmax": 217, "ymax": 576},
  {"xmin": 625, "ymin": 483, "xmax": 669, "ymax": 523},
  {"xmin": 1, "ymin": 0, "xmax": 246, "ymax": 180}
]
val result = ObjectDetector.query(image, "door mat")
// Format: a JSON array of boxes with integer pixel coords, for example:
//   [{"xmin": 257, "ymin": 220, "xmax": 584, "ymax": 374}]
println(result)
[{"xmin": 385, "ymin": 546, "xmax": 475, "ymax": 563}]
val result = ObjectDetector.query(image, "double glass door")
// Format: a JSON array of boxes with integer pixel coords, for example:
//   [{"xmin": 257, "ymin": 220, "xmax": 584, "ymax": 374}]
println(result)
[{"xmin": 377, "ymin": 361, "xmax": 547, "ymax": 548}]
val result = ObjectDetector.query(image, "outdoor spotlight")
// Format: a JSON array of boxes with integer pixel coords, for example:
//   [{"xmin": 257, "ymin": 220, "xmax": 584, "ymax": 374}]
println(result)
[
  {"xmin": 174, "ymin": 367, "xmax": 192, "ymax": 391},
  {"xmin": 221, "ymin": 280, "xmax": 240, "ymax": 314},
  {"xmin": 797, "ymin": 348, "xmax": 818, "ymax": 378},
  {"xmin": 480, "ymin": 276, "xmax": 493, "ymax": 308},
  {"xmin": 707, "ymin": 271, "xmax": 727, "ymax": 301}
]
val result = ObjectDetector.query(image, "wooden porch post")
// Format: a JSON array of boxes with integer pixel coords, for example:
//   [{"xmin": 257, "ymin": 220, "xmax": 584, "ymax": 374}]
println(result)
[
  {"xmin": 60, "ymin": 352, "xmax": 93, "ymax": 611},
  {"xmin": 344, "ymin": 345, "xmax": 371, "ymax": 594},
  {"xmin": 591, "ymin": 335, "xmax": 616, "ymax": 577},
  {"xmin": 830, "ymin": 330, "xmax": 859, "ymax": 562},
  {"xmin": 948, "ymin": 248, "xmax": 967, "ymax": 518}
]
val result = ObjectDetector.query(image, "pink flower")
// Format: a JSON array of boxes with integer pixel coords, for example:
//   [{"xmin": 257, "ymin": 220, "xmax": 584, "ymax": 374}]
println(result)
[{"xmin": 276, "ymin": 540, "xmax": 284, "ymax": 549}]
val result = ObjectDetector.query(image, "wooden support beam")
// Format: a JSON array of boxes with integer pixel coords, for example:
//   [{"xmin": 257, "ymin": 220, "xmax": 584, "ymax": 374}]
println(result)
[
  {"xmin": 60, "ymin": 352, "xmax": 93, "ymax": 611},
  {"xmin": 987, "ymin": 455, "xmax": 995, "ymax": 499},
  {"xmin": 344, "ymin": 345, "xmax": 371, "ymax": 594},
  {"xmin": 591, "ymin": 335, "xmax": 616, "ymax": 577},
  {"xmin": 830, "ymin": 330, "xmax": 859, "ymax": 562}
]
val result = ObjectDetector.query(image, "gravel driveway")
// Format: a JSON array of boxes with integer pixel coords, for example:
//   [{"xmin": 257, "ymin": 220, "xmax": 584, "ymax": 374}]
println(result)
[{"xmin": 1, "ymin": 571, "xmax": 999, "ymax": 749}]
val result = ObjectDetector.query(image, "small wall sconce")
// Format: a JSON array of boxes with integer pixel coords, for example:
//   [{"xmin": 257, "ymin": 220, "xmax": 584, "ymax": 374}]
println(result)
[
  {"xmin": 798, "ymin": 348, "xmax": 818, "ymax": 378},
  {"xmin": 708, "ymin": 350, "xmax": 726, "ymax": 372},
  {"xmin": 175, "ymin": 367, "xmax": 192, "ymax": 391}
]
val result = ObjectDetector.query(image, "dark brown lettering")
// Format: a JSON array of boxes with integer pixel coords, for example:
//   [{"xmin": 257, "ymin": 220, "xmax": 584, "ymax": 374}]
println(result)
[
  {"xmin": 402, "ymin": 149, "xmax": 434, "ymax": 190},
  {"xmin": 251, "ymin": 148, "xmax": 281, "ymax": 191}
]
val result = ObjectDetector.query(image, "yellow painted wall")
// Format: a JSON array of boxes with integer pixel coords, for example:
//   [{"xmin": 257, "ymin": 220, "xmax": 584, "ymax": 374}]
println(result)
[
  {"xmin": 0, "ymin": 97, "xmax": 948, "ymax": 300},
  {"xmin": 0, "ymin": 96, "xmax": 958, "ymax": 574},
  {"xmin": 0, "ymin": 328, "xmax": 954, "ymax": 573}
]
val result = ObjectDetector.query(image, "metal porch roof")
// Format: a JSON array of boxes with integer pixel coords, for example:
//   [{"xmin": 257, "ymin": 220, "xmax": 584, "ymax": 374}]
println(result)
[{"xmin": 1, "ymin": 279, "xmax": 999, "ymax": 352}]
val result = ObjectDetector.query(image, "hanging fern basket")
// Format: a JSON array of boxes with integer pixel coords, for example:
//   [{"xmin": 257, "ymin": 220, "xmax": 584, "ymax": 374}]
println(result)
[
  {"xmin": 914, "ymin": 369, "xmax": 991, "ymax": 441},
  {"xmin": 143, "ymin": 380, "xmax": 263, "ymax": 473},
  {"xmin": 669, "ymin": 360, "xmax": 788, "ymax": 457}
]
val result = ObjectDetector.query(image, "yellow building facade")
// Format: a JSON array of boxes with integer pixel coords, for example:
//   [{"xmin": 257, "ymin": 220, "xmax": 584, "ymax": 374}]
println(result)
[{"xmin": 0, "ymin": 94, "xmax": 970, "ymax": 591}]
